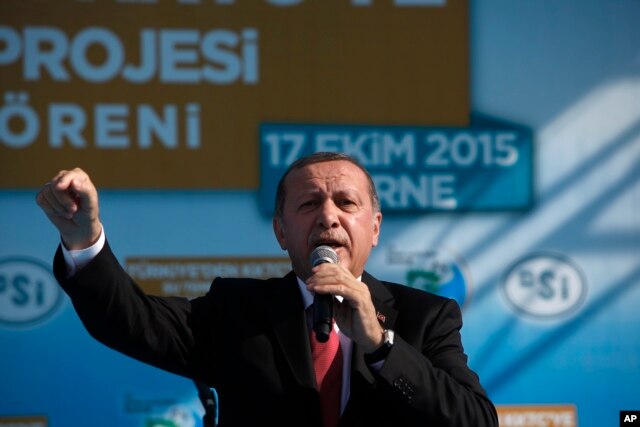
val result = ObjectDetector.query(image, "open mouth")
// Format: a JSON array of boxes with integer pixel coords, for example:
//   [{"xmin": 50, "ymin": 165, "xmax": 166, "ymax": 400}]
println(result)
[
  {"xmin": 309, "ymin": 232, "xmax": 348, "ymax": 252},
  {"xmin": 313, "ymin": 240, "xmax": 343, "ymax": 250}
]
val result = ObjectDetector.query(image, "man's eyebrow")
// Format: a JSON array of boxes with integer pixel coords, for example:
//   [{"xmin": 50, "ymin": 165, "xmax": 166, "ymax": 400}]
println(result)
[
  {"xmin": 292, "ymin": 186, "xmax": 361, "ymax": 199},
  {"xmin": 289, "ymin": 189, "xmax": 322, "ymax": 202}
]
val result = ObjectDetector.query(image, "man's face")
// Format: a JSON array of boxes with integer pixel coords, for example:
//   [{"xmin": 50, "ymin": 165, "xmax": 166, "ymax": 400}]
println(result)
[{"xmin": 273, "ymin": 160, "xmax": 382, "ymax": 280}]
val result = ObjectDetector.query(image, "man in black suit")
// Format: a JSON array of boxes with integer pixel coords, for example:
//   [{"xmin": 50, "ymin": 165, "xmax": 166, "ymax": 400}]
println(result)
[{"xmin": 36, "ymin": 152, "xmax": 498, "ymax": 426}]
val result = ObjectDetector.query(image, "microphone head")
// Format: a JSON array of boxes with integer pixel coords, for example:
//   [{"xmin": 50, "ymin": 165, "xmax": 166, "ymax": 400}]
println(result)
[{"xmin": 310, "ymin": 245, "xmax": 339, "ymax": 266}]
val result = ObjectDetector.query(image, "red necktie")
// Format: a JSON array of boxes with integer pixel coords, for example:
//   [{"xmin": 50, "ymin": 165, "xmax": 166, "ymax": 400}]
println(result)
[{"xmin": 310, "ymin": 320, "xmax": 343, "ymax": 427}]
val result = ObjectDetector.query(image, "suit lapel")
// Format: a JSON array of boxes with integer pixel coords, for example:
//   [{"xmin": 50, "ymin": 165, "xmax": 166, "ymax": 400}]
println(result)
[
  {"xmin": 362, "ymin": 271, "xmax": 398, "ymax": 331},
  {"xmin": 266, "ymin": 272, "xmax": 316, "ymax": 389}
]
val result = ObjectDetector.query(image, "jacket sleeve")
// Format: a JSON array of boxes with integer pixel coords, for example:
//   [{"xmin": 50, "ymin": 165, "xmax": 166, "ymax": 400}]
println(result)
[
  {"xmin": 374, "ymin": 297, "xmax": 499, "ymax": 427},
  {"xmin": 53, "ymin": 240, "xmax": 213, "ymax": 380}
]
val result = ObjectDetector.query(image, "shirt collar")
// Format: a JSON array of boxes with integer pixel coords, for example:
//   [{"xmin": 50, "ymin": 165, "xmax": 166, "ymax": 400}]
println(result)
[{"xmin": 296, "ymin": 276, "xmax": 315, "ymax": 310}]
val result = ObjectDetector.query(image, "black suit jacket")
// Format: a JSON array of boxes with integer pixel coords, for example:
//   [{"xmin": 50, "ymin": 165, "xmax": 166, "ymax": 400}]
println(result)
[{"xmin": 54, "ymin": 241, "xmax": 498, "ymax": 426}]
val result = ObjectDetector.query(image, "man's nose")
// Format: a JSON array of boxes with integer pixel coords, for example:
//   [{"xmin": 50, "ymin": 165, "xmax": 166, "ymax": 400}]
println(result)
[{"xmin": 317, "ymin": 201, "xmax": 340, "ymax": 229}]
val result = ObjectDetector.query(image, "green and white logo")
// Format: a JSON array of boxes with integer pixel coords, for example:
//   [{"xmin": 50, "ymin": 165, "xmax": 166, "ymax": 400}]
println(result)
[{"xmin": 383, "ymin": 246, "xmax": 471, "ymax": 309}]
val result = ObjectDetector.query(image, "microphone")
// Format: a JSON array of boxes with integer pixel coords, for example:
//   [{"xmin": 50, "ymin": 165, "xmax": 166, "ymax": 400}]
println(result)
[
  {"xmin": 309, "ymin": 245, "xmax": 339, "ymax": 343},
  {"xmin": 193, "ymin": 380, "xmax": 217, "ymax": 427}
]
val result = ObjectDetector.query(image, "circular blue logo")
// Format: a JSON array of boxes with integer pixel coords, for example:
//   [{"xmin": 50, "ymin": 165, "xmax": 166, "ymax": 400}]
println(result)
[
  {"xmin": 377, "ymin": 246, "xmax": 472, "ymax": 309},
  {"xmin": 404, "ymin": 248, "xmax": 471, "ymax": 309},
  {"xmin": 0, "ymin": 257, "xmax": 63, "ymax": 327}
]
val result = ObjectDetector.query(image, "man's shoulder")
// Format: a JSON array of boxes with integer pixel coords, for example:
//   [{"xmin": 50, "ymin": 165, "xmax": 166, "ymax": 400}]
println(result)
[
  {"xmin": 212, "ymin": 276, "xmax": 282, "ymax": 285},
  {"xmin": 212, "ymin": 274, "xmax": 288, "ymax": 286},
  {"xmin": 209, "ymin": 273, "xmax": 295, "ymax": 296},
  {"xmin": 374, "ymin": 275, "xmax": 456, "ymax": 308}
]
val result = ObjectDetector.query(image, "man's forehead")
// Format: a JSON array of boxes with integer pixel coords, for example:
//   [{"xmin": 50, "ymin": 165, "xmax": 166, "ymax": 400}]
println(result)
[{"xmin": 291, "ymin": 160, "xmax": 365, "ymax": 181}]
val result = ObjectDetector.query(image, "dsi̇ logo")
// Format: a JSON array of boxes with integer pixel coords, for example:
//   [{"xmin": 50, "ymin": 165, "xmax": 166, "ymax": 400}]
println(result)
[
  {"xmin": 0, "ymin": 257, "xmax": 62, "ymax": 326},
  {"xmin": 501, "ymin": 252, "xmax": 587, "ymax": 319}
]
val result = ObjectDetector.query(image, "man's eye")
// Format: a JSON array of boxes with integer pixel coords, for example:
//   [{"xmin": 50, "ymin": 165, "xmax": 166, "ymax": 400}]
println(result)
[{"xmin": 299, "ymin": 200, "xmax": 316, "ymax": 209}]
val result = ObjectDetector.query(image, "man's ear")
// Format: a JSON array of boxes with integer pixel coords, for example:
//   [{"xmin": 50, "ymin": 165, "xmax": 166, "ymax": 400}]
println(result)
[
  {"xmin": 272, "ymin": 217, "xmax": 287, "ymax": 250},
  {"xmin": 372, "ymin": 212, "xmax": 382, "ymax": 247}
]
